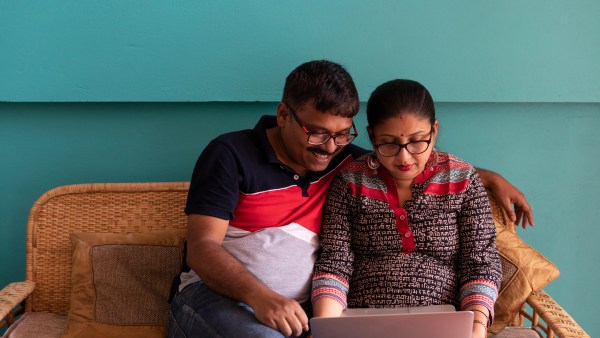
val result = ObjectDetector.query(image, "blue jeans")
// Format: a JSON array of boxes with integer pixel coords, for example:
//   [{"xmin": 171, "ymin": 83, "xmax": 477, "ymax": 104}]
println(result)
[{"xmin": 168, "ymin": 281, "xmax": 308, "ymax": 338}]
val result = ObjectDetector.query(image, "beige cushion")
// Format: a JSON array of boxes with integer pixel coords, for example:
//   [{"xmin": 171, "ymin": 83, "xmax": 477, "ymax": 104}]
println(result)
[
  {"xmin": 488, "ymin": 206, "xmax": 559, "ymax": 334},
  {"xmin": 62, "ymin": 230, "xmax": 186, "ymax": 338},
  {"xmin": 3, "ymin": 312, "xmax": 67, "ymax": 338}
]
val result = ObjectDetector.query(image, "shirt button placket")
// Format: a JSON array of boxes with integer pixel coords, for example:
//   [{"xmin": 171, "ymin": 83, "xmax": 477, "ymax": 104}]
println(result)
[{"xmin": 395, "ymin": 209, "xmax": 414, "ymax": 253}]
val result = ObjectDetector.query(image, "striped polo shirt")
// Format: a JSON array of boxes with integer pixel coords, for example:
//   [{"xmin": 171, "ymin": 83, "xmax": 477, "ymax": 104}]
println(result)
[{"xmin": 178, "ymin": 115, "xmax": 367, "ymax": 302}]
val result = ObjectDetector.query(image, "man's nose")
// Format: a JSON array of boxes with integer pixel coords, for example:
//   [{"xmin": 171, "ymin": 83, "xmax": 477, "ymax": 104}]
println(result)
[{"xmin": 321, "ymin": 137, "xmax": 339, "ymax": 153}]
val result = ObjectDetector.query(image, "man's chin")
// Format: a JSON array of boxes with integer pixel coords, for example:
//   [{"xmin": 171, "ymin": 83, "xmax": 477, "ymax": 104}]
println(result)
[
  {"xmin": 302, "ymin": 150, "xmax": 338, "ymax": 172},
  {"xmin": 305, "ymin": 159, "xmax": 331, "ymax": 173}
]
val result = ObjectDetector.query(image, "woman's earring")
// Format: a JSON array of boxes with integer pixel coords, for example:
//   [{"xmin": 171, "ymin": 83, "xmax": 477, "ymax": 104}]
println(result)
[
  {"xmin": 427, "ymin": 148, "xmax": 439, "ymax": 171},
  {"xmin": 367, "ymin": 154, "xmax": 380, "ymax": 173}
]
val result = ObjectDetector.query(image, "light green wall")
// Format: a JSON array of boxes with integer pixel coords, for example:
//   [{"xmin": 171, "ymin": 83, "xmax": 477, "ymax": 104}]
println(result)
[
  {"xmin": 1, "ymin": 1, "xmax": 599, "ymax": 336},
  {"xmin": 1, "ymin": 1, "xmax": 599, "ymax": 102},
  {"xmin": 1, "ymin": 103, "xmax": 598, "ymax": 336}
]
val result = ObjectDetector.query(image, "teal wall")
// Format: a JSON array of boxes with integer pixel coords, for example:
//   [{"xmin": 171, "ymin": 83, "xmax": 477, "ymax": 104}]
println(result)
[
  {"xmin": 1, "ymin": 1, "xmax": 599, "ymax": 102},
  {"xmin": 2, "ymin": 103, "xmax": 599, "ymax": 336},
  {"xmin": 1, "ymin": 1, "xmax": 599, "ymax": 336}
]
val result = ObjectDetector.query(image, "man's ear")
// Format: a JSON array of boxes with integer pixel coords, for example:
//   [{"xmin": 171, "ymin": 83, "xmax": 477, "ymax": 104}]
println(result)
[{"xmin": 276, "ymin": 102, "xmax": 289, "ymax": 127}]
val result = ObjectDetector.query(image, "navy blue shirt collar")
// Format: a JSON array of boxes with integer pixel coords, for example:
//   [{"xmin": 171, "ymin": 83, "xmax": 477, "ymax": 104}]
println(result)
[{"xmin": 253, "ymin": 115, "xmax": 281, "ymax": 166}]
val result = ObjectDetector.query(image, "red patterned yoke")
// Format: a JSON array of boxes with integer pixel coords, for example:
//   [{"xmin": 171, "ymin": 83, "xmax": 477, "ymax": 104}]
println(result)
[{"xmin": 312, "ymin": 151, "xmax": 502, "ymax": 321}]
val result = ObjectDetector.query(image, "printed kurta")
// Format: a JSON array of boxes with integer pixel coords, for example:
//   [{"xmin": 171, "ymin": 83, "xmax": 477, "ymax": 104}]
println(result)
[{"xmin": 312, "ymin": 151, "xmax": 502, "ymax": 318}]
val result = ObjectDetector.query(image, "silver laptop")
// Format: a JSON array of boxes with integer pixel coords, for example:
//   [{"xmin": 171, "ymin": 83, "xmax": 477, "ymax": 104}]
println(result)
[{"xmin": 310, "ymin": 305, "xmax": 473, "ymax": 338}]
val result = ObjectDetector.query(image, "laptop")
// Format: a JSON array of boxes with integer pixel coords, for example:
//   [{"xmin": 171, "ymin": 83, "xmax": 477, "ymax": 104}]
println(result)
[{"xmin": 309, "ymin": 305, "xmax": 473, "ymax": 338}]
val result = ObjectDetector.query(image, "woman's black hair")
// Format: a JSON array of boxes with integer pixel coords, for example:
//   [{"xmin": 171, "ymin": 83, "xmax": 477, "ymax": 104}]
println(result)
[{"xmin": 366, "ymin": 79, "xmax": 435, "ymax": 130}]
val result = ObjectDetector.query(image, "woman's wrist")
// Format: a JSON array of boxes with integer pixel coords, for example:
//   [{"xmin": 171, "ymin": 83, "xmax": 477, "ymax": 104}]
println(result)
[
  {"xmin": 473, "ymin": 319, "xmax": 488, "ymax": 330},
  {"xmin": 472, "ymin": 319, "xmax": 488, "ymax": 338},
  {"xmin": 470, "ymin": 308, "xmax": 489, "ymax": 321},
  {"xmin": 465, "ymin": 304, "xmax": 492, "ymax": 326}
]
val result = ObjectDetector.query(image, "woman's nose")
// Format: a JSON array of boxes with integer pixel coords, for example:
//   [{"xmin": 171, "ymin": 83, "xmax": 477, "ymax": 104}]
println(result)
[{"xmin": 397, "ymin": 146, "xmax": 413, "ymax": 160}]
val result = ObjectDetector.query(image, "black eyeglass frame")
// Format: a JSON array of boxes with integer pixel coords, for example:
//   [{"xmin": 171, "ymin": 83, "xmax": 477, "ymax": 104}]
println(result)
[
  {"xmin": 284, "ymin": 102, "xmax": 358, "ymax": 146},
  {"xmin": 373, "ymin": 130, "xmax": 434, "ymax": 157}
]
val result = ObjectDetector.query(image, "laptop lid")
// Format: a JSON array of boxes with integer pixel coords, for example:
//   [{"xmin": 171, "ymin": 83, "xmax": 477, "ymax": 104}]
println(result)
[{"xmin": 310, "ymin": 306, "xmax": 473, "ymax": 338}]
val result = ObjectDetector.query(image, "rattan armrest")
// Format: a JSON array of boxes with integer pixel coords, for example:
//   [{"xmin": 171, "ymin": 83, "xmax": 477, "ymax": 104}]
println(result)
[
  {"xmin": 523, "ymin": 290, "xmax": 590, "ymax": 338},
  {"xmin": 0, "ymin": 281, "xmax": 35, "ymax": 327}
]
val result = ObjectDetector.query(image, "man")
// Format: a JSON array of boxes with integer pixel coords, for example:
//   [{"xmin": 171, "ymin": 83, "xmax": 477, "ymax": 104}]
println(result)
[{"xmin": 168, "ymin": 60, "xmax": 532, "ymax": 338}]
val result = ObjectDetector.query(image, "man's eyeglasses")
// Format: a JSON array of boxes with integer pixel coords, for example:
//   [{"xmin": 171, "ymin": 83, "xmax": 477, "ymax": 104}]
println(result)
[
  {"xmin": 284, "ymin": 103, "xmax": 358, "ymax": 146},
  {"xmin": 374, "ymin": 130, "xmax": 433, "ymax": 156}
]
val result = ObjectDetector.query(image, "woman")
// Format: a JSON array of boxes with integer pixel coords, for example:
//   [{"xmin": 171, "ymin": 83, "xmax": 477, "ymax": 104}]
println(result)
[{"xmin": 311, "ymin": 79, "xmax": 502, "ymax": 338}]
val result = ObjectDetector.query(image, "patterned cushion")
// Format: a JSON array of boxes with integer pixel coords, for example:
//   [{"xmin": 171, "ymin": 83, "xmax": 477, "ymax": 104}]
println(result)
[
  {"xmin": 488, "ymin": 197, "xmax": 560, "ymax": 334},
  {"xmin": 62, "ymin": 230, "xmax": 186, "ymax": 338}
]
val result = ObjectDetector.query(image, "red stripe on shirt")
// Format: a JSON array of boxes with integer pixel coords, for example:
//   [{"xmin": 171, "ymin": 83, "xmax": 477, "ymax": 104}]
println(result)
[{"xmin": 230, "ymin": 156, "xmax": 354, "ymax": 233}]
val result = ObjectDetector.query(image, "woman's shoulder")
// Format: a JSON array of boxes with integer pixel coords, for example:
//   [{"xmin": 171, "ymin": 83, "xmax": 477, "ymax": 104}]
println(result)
[
  {"xmin": 335, "ymin": 153, "xmax": 389, "ymax": 195},
  {"xmin": 340, "ymin": 153, "xmax": 374, "ymax": 173},
  {"xmin": 421, "ymin": 151, "xmax": 478, "ymax": 195},
  {"xmin": 337, "ymin": 153, "xmax": 381, "ymax": 181},
  {"xmin": 434, "ymin": 151, "xmax": 475, "ymax": 172}
]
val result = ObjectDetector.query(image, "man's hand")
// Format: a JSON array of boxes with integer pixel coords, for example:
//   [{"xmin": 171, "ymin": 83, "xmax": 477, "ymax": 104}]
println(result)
[
  {"xmin": 491, "ymin": 179, "xmax": 534, "ymax": 229},
  {"xmin": 476, "ymin": 168, "xmax": 534, "ymax": 228},
  {"xmin": 187, "ymin": 214, "xmax": 309, "ymax": 336},
  {"xmin": 250, "ymin": 291, "xmax": 309, "ymax": 337}
]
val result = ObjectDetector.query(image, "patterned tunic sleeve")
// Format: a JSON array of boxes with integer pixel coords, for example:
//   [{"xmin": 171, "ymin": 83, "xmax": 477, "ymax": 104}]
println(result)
[
  {"xmin": 311, "ymin": 173, "xmax": 357, "ymax": 309},
  {"xmin": 457, "ymin": 171, "xmax": 502, "ymax": 323}
]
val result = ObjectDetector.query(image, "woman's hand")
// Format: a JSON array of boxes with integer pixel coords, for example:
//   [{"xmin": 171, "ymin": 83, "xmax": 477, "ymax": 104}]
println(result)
[
  {"xmin": 466, "ymin": 306, "xmax": 490, "ymax": 338},
  {"xmin": 471, "ymin": 321, "xmax": 487, "ymax": 338},
  {"xmin": 312, "ymin": 298, "xmax": 344, "ymax": 318},
  {"xmin": 476, "ymin": 168, "xmax": 534, "ymax": 228}
]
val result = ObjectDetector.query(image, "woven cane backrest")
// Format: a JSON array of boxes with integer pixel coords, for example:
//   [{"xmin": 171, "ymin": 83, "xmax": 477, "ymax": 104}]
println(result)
[
  {"xmin": 25, "ymin": 182, "xmax": 189, "ymax": 315},
  {"xmin": 23, "ymin": 183, "xmax": 512, "ymax": 317},
  {"xmin": 487, "ymin": 192, "xmax": 517, "ymax": 234}
]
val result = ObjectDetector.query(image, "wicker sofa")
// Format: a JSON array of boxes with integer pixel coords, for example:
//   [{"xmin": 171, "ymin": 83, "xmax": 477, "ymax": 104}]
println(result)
[{"xmin": 0, "ymin": 182, "xmax": 590, "ymax": 337}]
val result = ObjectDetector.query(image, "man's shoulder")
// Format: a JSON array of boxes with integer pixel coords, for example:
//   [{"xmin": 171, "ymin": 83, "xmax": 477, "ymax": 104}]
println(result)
[
  {"xmin": 208, "ymin": 116, "xmax": 272, "ymax": 153},
  {"xmin": 202, "ymin": 128, "xmax": 265, "ymax": 160},
  {"xmin": 212, "ymin": 128, "xmax": 255, "ymax": 145}
]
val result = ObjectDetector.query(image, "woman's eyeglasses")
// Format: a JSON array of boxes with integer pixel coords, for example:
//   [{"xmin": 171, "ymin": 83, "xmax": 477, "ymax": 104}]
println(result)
[{"xmin": 374, "ymin": 131, "xmax": 433, "ymax": 157}]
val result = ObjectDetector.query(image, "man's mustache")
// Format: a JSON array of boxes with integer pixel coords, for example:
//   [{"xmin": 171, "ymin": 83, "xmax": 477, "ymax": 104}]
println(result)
[{"xmin": 307, "ymin": 147, "xmax": 336, "ymax": 156}]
